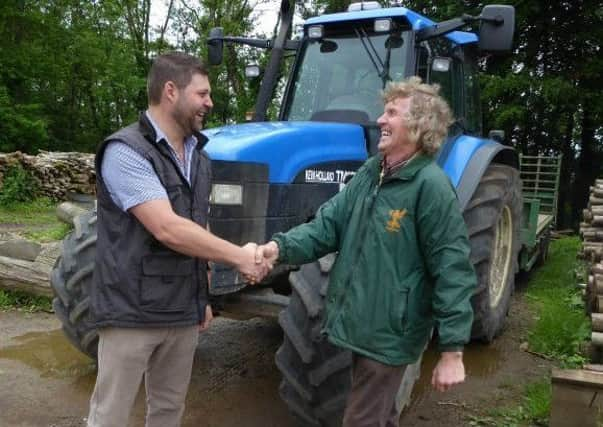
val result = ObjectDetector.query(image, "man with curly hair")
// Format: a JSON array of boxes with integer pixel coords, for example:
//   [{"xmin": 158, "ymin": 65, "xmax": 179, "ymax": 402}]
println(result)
[{"xmin": 255, "ymin": 77, "xmax": 477, "ymax": 426}]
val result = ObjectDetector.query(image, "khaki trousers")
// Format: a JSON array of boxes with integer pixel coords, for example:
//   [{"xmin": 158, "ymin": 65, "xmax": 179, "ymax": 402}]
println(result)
[
  {"xmin": 87, "ymin": 325, "xmax": 198, "ymax": 427},
  {"xmin": 342, "ymin": 354, "xmax": 407, "ymax": 427}
]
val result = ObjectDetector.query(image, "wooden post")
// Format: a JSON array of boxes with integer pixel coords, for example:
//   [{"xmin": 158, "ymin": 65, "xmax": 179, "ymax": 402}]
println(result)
[{"xmin": 550, "ymin": 368, "xmax": 603, "ymax": 427}]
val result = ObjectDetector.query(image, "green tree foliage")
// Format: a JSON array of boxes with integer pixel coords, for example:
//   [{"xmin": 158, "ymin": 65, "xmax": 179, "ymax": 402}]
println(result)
[
  {"xmin": 172, "ymin": 0, "xmax": 271, "ymax": 124},
  {"xmin": 478, "ymin": 0, "xmax": 602, "ymax": 228},
  {"xmin": 0, "ymin": 0, "xmax": 162, "ymax": 154},
  {"xmin": 0, "ymin": 0, "xmax": 600, "ymax": 228}
]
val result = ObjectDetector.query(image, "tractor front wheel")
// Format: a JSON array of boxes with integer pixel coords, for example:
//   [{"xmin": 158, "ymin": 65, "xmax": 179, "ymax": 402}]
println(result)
[
  {"xmin": 50, "ymin": 209, "xmax": 99, "ymax": 359},
  {"xmin": 275, "ymin": 254, "xmax": 422, "ymax": 426}
]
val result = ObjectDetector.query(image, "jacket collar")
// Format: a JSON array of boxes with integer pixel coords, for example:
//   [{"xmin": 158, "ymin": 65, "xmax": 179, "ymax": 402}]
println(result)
[
  {"xmin": 376, "ymin": 152, "xmax": 433, "ymax": 182},
  {"xmin": 138, "ymin": 112, "xmax": 209, "ymax": 151}
]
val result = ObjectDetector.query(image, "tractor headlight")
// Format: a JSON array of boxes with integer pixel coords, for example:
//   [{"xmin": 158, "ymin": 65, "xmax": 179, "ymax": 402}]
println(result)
[{"xmin": 210, "ymin": 184, "xmax": 243, "ymax": 205}]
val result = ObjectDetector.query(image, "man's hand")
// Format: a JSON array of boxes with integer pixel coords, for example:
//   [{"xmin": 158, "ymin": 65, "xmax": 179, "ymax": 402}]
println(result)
[
  {"xmin": 237, "ymin": 243, "xmax": 271, "ymax": 284},
  {"xmin": 255, "ymin": 241, "xmax": 279, "ymax": 266},
  {"xmin": 431, "ymin": 351, "xmax": 465, "ymax": 392},
  {"xmin": 199, "ymin": 305, "xmax": 213, "ymax": 332}
]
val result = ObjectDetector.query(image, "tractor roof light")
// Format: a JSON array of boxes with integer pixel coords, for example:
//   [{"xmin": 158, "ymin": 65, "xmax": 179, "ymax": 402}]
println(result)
[
  {"xmin": 347, "ymin": 1, "xmax": 381, "ymax": 12},
  {"xmin": 374, "ymin": 18, "xmax": 391, "ymax": 33},
  {"xmin": 432, "ymin": 57, "xmax": 451, "ymax": 72},
  {"xmin": 245, "ymin": 63, "xmax": 260, "ymax": 78},
  {"xmin": 308, "ymin": 25, "xmax": 324, "ymax": 39}
]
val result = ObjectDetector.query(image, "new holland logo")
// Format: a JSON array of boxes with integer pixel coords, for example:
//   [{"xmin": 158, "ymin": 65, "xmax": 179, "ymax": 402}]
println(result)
[{"xmin": 386, "ymin": 209, "xmax": 407, "ymax": 232}]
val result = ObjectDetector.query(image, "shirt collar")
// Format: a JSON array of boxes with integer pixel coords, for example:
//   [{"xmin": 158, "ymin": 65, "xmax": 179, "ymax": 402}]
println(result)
[
  {"xmin": 145, "ymin": 110, "xmax": 198, "ymax": 149},
  {"xmin": 378, "ymin": 152, "xmax": 432, "ymax": 181},
  {"xmin": 382, "ymin": 152, "xmax": 418, "ymax": 177}
]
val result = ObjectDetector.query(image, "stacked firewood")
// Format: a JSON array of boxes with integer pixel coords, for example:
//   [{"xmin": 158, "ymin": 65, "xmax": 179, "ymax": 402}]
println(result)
[
  {"xmin": 580, "ymin": 180, "xmax": 603, "ymax": 262},
  {"xmin": 0, "ymin": 150, "xmax": 95, "ymax": 200},
  {"xmin": 587, "ymin": 263, "xmax": 603, "ymax": 362},
  {"xmin": 581, "ymin": 179, "xmax": 603, "ymax": 361}
]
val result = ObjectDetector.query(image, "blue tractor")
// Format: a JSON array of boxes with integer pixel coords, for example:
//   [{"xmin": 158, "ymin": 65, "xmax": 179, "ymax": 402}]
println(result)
[{"xmin": 51, "ymin": 2, "xmax": 555, "ymax": 425}]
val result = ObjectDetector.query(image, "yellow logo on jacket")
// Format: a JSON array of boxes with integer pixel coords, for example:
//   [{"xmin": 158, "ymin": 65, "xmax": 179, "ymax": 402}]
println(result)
[{"xmin": 386, "ymin": 209, "xmax": 407, "ymax": 232}]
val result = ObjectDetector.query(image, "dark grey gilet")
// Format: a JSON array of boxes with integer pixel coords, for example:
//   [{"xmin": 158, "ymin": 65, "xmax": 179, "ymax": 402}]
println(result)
[{"xmin": 91, "ymin": 114, "xmax": 211, "ymax": 328}]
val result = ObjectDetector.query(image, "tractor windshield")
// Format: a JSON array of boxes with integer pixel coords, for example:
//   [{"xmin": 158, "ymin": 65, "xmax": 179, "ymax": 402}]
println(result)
[{"xmin": 282, "ymin": 28, "xmax": 410, "ymax": 122}]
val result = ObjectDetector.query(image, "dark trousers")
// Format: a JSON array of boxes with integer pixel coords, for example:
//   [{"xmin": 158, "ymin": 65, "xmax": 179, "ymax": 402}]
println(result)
[{"xmin": 342, "ymin": 354, "xmax": 407, "ymax": 427}]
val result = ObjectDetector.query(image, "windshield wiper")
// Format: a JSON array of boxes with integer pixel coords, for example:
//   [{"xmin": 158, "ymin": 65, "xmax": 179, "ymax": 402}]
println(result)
[
  {"xmin": 382, "ymin": 43, "xmax": 392, "ymax": 85},
  {"xmin": 354, "ymin": 28, "xmax": 384, "ymax": 77},
  {"xmin": 354, "ymin": 28, "xmax": 393, "ymax": 87}
]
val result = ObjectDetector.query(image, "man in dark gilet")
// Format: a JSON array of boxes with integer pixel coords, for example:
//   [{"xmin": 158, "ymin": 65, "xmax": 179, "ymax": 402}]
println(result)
[{"xmin": 87, "ymin": 52, "xmax": 268, "ymax": 427}]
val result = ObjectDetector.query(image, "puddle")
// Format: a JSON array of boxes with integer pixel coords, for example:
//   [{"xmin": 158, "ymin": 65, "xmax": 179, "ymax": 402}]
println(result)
[
  {"xmin": 409, "ymin": 340, "xmax": 506, "ymax": 407},
  {"xmin": 0, "ymin": 320, "xmax": 293, "ymax": 427},
  {"xmin": 0, "ymin": 328, "xmax": 96, "ymax": 380}
]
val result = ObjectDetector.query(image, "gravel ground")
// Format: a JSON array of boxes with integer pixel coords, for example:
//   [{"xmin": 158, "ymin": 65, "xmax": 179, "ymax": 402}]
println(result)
[{"xmin": 0, "ymin": 290, "xmax": 551, "ymax": 427}]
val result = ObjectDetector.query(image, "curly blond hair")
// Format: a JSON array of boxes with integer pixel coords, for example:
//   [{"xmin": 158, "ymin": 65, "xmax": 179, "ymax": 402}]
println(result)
[{"xmin": 382, "ymin": 77, "xmax": 453, "ymax": 156}]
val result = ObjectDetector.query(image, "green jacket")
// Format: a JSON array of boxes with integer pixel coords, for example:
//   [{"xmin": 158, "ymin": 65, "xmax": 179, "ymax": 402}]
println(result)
[{"xmin": 272, "ymin": 154, "xmax": 476, "ymax": 366}]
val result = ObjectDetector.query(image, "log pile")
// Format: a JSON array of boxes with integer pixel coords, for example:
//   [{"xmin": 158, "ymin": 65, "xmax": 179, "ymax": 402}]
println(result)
[
  {"xmin": 0, "ymin": 150, "xmax": 95, "ymax": 200},
  {"xmin": 585, "ymin": 263, "xmax": 603, "ymax": 362},
  {"xmin": 580, "ymin": 180, "xmax": 603, "ymax": 262},
  {"xmin": 581, "ymin": 180, "xmax": 603, "ymax": 362}
]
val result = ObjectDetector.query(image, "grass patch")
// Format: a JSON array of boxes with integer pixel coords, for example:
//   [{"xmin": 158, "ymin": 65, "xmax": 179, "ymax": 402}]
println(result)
[
  {"xmin": 22, "ymin": 222, "xmax": 72, "ymax": 242},
  {"xmin": 525, "ymin": 236, "xmax": 589, "ymax": 367},
  {"xmin": 0, "ymin": 197, "xmax": 59, "ymax": 225},
  {"xmin": 0, "ymin": 289, "xmax": 52, "ymax": 312},
  {"xmin": 0, "ymin": 197, "xmax": 73, "ymax": 242},
  {"xmin": 469, "ymin": 380, "xmax": 551, "ymax": 426}
]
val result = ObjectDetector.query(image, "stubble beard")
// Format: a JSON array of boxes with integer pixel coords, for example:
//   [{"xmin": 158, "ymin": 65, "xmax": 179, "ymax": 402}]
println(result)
[{"xmin": 173, "ymin": 102, "xmax": 203, "ymax": 136}]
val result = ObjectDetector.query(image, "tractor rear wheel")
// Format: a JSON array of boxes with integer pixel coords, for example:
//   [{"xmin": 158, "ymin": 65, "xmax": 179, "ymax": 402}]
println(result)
[
  {"xmin": 464, "ymin": 164, "xmax": 522, "ymax": 342},
  {"xmin": 275, "ymin": 254, "xmax": 422, "ymax": 426},
  {"xmin": 50, "ymin": 209, "xmax": 99, "ymax": 359}
]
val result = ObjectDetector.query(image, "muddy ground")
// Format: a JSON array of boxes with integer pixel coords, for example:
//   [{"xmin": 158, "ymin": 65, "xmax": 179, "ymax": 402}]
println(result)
[{"xmin": 0, "ymin": 289, "xmax": 551, "ymax": 427}]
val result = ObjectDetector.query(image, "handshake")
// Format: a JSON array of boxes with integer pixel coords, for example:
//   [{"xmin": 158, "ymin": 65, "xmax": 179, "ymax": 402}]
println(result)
[{"xmin": 237, "ymin": 241, "xmax": 280, "ymax": 285}]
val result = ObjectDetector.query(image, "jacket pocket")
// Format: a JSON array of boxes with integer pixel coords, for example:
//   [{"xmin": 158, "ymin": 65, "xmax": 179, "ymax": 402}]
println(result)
[
  {"xmin": 392, "ymin": 288, "xmax": 410, "ymax": 335},
  {"xmin": 140, "ymin": 254, "xmax": 195, "ymax": 313}
]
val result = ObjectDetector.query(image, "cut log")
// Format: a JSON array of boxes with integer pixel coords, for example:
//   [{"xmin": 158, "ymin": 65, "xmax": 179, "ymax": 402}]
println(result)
[
  {"xmin": 56, "ymin": 201, "xmax": 89, "ymax": 225},
  {"xmin": 584, "ymin": 364, "xmax": 603, "ymax": 373},
  {"xmin": 593, "ymin": 332, "xmax": 603, "ymax": 347},
  {"xmin": 590, "ymin": 196, "xmax": 603, "ymax": 206},
  {"xmin": 0, "ymin": 254, "xmax": 52, "ymax": 297},
  {"xmin": 581, "ymin": 232, "xmax": 603, "ymax": 241},
  {"xmin": 593, "ymin": 314, "xmax": 603, "ymax": 332}
]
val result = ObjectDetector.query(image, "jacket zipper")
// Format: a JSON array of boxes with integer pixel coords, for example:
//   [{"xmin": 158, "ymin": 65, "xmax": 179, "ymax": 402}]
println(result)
[{"xmin": 333, "ymin": 166, "xmax": 384, "ymax": 323}]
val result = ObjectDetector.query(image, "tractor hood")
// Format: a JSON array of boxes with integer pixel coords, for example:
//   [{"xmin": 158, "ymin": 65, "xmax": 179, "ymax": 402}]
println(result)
[{"xmin": 203, "ymin": 121, "xmax": 368, "ymax": 183}]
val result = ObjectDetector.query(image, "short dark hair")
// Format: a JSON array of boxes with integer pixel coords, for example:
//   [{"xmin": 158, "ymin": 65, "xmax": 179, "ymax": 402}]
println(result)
[{"xmin": 147, "ymin": 52, "xmax": 209, "ymax": 105}]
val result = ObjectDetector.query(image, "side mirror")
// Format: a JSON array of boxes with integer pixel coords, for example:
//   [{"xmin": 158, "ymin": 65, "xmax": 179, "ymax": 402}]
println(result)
[
  {"xmin": 479, "ymin": 5, "xmax": 515, "ymax": 53},
  {"xmin": 319, "ymin": 40, "xmax": 338, "ymax": 53},
  {"xmin": 207, "ymin": 27, "xmax": 224, "ymax": 66}
]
